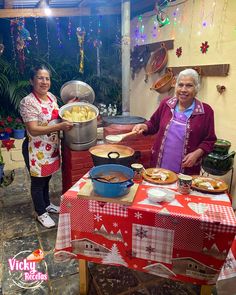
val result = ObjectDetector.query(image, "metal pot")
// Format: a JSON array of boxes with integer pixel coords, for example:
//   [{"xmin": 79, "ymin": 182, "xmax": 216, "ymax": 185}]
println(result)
[
  {"xmin": 59, "ymin": 80, "xmax": 98, "ymax": 150},
  {"xmin": 89, "ymin": 144, "xmax": 137, "ymax": 167},
  {"xmin": 89, "ymin": 164, "xmax": 134, "ymax": 198},
  {"xmin": 213, "ymin": 139, "xmax": 231, "ymax": 155},
  {"xmin": 202, "ymin": 151, "xmax": 235, "ymax": 176},
  {"xmin": 59, "ymin": 102, "xmax": 99, "ymax": 145}
]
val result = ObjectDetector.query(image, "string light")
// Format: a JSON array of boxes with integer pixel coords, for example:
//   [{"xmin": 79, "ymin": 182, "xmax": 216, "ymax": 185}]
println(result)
[
  {"xmin": 33, "ymin": 17, "xmax": 39, "ymax": 47},
  {"xmin": 56, "ymin": 17, "xmax": 62, "ymax": 48},
  {"xmin": 67, "ymin": 17, "xmax": 72, "ymax": 40},
  {"xmin": 10, "ymin": 20, "xmax": 17, "ymax": 67},
  {"xmin": 45, "ymin": 18, "xmax": 50, "ymax": 62},
  {"xmin": 216, "ymin": 0, "xmax": 228, "ymax": 51}
]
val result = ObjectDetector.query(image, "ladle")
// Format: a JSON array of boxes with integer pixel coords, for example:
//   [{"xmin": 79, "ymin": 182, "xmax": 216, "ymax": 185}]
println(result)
[
  {"xmin": 105, "ymin": 131, "xmax": 137, "ymax": 144},
  {"xmin": 90, "ymin": 176, "xmax": 118, "ymax": 183}
]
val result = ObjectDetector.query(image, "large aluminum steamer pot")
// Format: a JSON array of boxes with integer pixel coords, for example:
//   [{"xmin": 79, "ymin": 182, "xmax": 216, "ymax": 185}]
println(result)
[{"xmin": 59, "ymin": 102, "xmax": 99, "ymax": 144}]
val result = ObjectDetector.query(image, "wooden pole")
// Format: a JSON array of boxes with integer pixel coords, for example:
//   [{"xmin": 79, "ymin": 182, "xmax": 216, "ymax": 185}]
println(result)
[{"xmin": 121, "ymin": 0, "xmax": 131, "ymax": 115}]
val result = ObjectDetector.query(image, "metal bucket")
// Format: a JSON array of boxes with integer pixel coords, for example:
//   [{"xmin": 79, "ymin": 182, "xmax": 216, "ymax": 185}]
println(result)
[{"xmin": 59, "ymin": 102, "xmax": 99, "ymax": 145}]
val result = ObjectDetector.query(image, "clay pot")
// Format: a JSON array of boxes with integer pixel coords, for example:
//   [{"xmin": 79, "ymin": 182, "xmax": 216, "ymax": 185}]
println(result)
[
  {"xmin": 151, "ymin": 69, "xmax": 175, "ymax": 93},
  {"xmin": 145, "ymin": 43, "xmax": 168, "ymax": 75}
]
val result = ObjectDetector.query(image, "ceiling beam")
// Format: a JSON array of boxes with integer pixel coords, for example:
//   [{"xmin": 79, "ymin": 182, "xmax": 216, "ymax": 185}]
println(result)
[
  {"xmin": 0, "ymin": 6, "xmax": 121, "ymax": 18},
  {"xmin": 4, "ymin": 0, "xmax": 14, "ymax": 9}
]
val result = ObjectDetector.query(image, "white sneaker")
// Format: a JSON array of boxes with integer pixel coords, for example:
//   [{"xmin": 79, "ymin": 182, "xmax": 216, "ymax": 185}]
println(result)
[
  {"xmin": 46, "ymin": 203, "xmax": 60, "ymax": 214},
  {"xmin": 37, "ymin": 212, "xmax": 55, "ymax": 228}
]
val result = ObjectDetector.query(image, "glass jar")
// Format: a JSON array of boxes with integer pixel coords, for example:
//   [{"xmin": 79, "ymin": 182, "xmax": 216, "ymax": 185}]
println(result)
[{"xmin": 131, "ymin": 163, "xmax": 144, "ymax": 183}]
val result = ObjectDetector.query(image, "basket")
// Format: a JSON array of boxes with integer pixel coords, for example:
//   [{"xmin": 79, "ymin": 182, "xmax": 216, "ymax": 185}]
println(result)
[
  {"xmin": 145, "ymin": 43, "xmax": 168, "ymax": 75},
  {"xmin": 151, "ymin": 69, "xmax": 175, "ymax": 93}
]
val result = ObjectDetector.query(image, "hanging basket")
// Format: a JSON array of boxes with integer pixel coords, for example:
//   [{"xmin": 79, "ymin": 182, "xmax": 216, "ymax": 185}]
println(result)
[
  {"xmin": 145, "ymin": 43, "xmax": 168, "ymax": 76},
  {"xmin": 151, "ymin": 69, "xmax": 175, "ymax": 93}
]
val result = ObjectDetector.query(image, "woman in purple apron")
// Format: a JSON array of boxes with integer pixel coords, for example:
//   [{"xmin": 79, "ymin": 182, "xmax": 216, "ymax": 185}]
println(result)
[
  {"xmin": 20, "ymin": 65, "xmax": 73, "ymax": 228},
  {"xmin": 132, "ymin": 69, "xmax": 217, "ymax": 175}
]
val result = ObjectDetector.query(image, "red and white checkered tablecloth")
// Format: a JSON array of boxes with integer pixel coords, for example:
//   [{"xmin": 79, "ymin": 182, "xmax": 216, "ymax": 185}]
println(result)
[{"xmin": 55, "ymin": 176, "xmax": 236, "ymax": 288}]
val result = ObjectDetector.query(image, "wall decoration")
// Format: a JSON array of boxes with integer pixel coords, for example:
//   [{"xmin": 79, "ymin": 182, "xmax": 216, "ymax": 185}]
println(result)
[
  {"xmin": 216, "ymin": 85, "xmax": 226, "ymax": 94},
  {"xmin": 130, "ymin": 46, "xmax": 150, "ymax": 79},
  {"xmin": 33, "ymin": 18, "xmax": 39, "ymax": 47},
  {"xmin": 155, "ymin": 1, "xmax": 170, "ymax": 28},
  {"xmin": 76, "ymin": 27, "xmax": 86, "ymax": 74},
  {"xmin": 67, "ymin": 17, "xmax": 72, "ymax": 40},
  {"xmin": 176, "ymin": 46, "xmax": 182, "ymax": 58},
  {"xmin": 45, "ymin": 18, "xmax": 50, "ymax": 62},
  {"xmin": 10, "ymin": 18, "xmax": 32, "ymax": 73},
  {"xmin": 200, "ymin": 41, "xmax": 209, "ymax": 54},
  {"xmin": 56, "ymin": 17, "xmax": 62, "ymax": 48}
]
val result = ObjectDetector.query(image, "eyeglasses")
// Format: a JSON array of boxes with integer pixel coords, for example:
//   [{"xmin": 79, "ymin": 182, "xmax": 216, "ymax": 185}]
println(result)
[
  {"xmin": 177, "ymin": 83, "xmax": 195, "ymax": 89},
  {"xmin": 36, "ymin": 76, "xmax": 50, "ymax": 81}
]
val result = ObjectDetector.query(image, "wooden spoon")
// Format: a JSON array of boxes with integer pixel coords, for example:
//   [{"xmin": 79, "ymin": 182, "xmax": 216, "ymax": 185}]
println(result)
[{"xmin": 105, "ymin": 131, "xmax": 137, "ymax": 143}]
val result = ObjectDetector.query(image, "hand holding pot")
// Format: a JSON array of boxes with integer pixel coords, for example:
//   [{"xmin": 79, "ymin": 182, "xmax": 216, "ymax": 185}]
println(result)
[{"xmin": 59, "ymin": 121, "xmax": 73, "ymax": 131}]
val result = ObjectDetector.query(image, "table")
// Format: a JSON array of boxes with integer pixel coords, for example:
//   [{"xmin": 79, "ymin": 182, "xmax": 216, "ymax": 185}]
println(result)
[{"xmin": 55, "ymin": 175, "xmax": 236, "ymax": 295}]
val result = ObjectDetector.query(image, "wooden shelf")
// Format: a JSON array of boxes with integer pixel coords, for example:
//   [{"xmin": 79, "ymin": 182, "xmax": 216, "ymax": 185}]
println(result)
[
  {"xmin": 167, "ymin": 64, "xmax": 230, "ymax": 77},
  {"xmin": 133, "ymin": 40, "xmax": 174, "ymax": 54}
]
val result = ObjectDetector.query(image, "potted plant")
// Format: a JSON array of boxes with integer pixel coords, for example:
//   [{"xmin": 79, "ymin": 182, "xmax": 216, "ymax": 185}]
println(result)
[
  {"xmin": 12, "ymin": 117, "xmax": 25, "ymax": 139},
  {"xmin": 0, "ymin": 116, "xmax": 13, "ymax": 140}
]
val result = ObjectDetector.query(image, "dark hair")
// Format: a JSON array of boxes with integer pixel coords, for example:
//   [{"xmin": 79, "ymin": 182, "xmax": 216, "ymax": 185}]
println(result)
[{"xmin": 29, "ymin": 65, "xmax": 51, "ymax": 80}]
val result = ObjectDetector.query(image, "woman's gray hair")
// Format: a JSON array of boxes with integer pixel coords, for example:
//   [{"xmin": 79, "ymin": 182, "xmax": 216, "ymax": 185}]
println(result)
[{"xmin": 176, "ymin": 68, "xmax": 200, "ymax": 92}]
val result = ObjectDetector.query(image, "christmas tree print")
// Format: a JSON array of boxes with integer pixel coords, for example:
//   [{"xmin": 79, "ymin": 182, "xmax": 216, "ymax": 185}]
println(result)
[{"xmin": 102, "ymin": 243, "xmax": 127, "ymax": 267}]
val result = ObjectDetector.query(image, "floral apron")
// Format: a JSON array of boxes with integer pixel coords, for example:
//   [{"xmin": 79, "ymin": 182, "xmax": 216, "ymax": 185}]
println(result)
[{"xmin": 28, "ymin": 93, "xmax": 60, "ymax": 177}]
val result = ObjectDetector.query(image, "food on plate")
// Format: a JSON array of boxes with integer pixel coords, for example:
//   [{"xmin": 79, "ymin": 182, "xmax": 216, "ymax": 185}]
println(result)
[
  {"xmin": 192, "ymin": 177, "xmax": 223, "ymax": 190},
  {"xmin": 62, "ymin": 105, "xmax": 96, "ymax": 122},
  {"xmin": 148, "ymin": 168, "xmax": 170, "ymax": 181}
]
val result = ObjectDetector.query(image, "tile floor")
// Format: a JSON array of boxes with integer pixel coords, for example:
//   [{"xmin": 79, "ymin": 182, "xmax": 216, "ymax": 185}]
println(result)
[{"xmin": 0, "ymin": 168, "xmax": 218, "ymax": 295}]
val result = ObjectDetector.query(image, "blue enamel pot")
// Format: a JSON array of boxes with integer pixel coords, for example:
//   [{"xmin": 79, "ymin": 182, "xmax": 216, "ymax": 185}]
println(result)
[{"xmin": 89, "ymin": 164, "xmax": 134, "ymax": 198}]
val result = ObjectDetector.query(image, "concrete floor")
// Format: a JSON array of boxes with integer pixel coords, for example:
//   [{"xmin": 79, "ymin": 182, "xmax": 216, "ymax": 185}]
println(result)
[{"xmin": 0, "ymin": 168, "xmax": 217, "ymax": 295}]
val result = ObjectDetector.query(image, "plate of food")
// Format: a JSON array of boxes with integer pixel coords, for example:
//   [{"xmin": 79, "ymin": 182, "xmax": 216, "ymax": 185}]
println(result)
[
  {"xmin": 142, "ymin": 168, "xmax": 178, "ymax": 184},
  {"xmin": 191, "ymin": 176, "xmax": 228, "ymax": 193}
]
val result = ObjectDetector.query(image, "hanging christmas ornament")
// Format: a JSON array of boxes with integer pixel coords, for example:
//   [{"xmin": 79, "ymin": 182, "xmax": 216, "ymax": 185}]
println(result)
[
  {"xmin": 56, "ymin": 17, "xmax": 62, "ymax": 48},
  {"xmin": 176, "ymin": 46, "xmax": 182, "ymax": 58},
  {"xmin": 0, "ymin": 44, "xmax": 4, "ymax": 56},
  {"xmin": 33, "ymin": 18, "xmax": 39, "ymax": 47},
  {"xmin": 200, "ymin": 41, "xmax": 209, "ymax": 54},
  {"xmin": 76, "ymin": 27, "xmax": 86, "ymax": 74},
  {"xmin": 45, "ymin": 18, "xmax": 50, "ymax": 62},
  {"xmin": 17, "ymin": 19, "xmax": 31, "ymax": 42},
  {"xmin": 155, "ymin": 2, "xmax": 170, "ymax": 28},
  {"xmin": 10, "ymin": 18, "xmax": 32, "ymax": 73}
]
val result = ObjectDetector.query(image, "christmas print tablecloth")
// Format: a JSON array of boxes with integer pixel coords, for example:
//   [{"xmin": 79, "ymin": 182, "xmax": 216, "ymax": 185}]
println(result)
[{"xmin": 55, "ymin": 176, "xmax": 236, "ymax": 286}]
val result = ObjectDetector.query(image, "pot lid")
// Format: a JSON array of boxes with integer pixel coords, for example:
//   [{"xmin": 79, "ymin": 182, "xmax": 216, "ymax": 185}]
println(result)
[
  {"xmin": 102, "ymin": 115, "xmax": 146, "ymax": 125},
  {"xmin": 60, "ymin": 80, "xmax": 95, "ymax": 104}
]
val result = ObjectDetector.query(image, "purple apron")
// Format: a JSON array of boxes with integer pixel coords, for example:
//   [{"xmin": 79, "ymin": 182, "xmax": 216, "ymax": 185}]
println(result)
[{"xmin": 160, "ymin": 111, "xmax": 188, "ymax": 173}]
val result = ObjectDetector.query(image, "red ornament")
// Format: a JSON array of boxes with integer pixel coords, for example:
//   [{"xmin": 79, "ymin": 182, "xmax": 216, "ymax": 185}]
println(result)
[
  {"xmin": 200, "ymin": 41, "xmax": 209, "ymax": 54},
  {"xmin": 176, "ymin": 47, "xmax": 182, "ymax": 58}
]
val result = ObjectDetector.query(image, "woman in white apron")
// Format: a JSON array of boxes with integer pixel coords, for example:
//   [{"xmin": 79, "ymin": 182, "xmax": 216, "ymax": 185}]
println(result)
[{"xmin": 20, "ymin": 65, "xmax": 73, "ymax": 228}]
